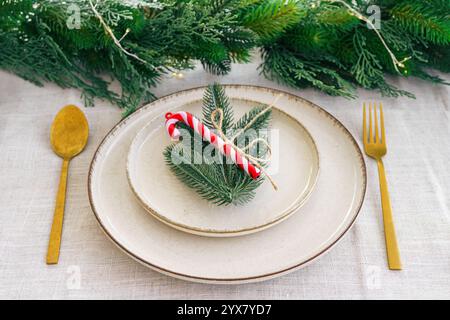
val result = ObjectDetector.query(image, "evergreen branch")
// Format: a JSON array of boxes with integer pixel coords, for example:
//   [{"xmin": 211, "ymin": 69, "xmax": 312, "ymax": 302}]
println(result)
[
  {"xmin": 316, "ymin": 5, "xmax": 359, "ymax": 30},
  {"xmin": 351, "ymin": 30, "xmax": 384, "ymax": 88},
  {"xmin": 164, "ymin": 84, "xmax": 268, "ymax": 206},
  {"xmin": 164, "ymin": 144, "xmax": 236, "ymax": 206},
  {"xmin": 426, "ymin": 44, "xmax": 450, "ymax": 73},
  {"xmin": 232, "ymin": 105, "xmax": 271, "ymax": 132},
  {"xmin": 0, "ymin": 0, "xmax": 449, "ymax": 112},
  {"xmin": 390, "ymin": 1, "xmax": 450, "ymax": 45},
  {"xmin": 261, "ymin": 45, "xmax": 355, "ymax": 98},
  {"xmin": 351, "ymin": 30, "xmax": 414, "ymax": 98},
  {"xmin": 202, "ymin": 83, "xmax": 234, "ymax": 132},
  {"xmin": 241, "ymin": 0, "xmax": 304, "ymax": 41}
]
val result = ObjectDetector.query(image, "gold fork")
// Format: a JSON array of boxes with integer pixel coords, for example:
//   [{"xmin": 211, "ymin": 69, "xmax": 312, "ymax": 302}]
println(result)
[{"xmin": 363, "ymin": 102, "xmax": 402, "ymax": 270}]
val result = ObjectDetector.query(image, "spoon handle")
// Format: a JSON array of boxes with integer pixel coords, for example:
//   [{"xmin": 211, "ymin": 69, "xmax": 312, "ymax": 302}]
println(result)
[{"xmin": 46, "ymin": 159, "xmax": 70, "ymax": 264}]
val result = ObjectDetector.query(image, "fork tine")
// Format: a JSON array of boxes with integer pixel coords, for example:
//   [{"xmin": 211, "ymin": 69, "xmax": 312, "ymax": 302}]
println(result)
[
  {"xmin": 369, "ymin": 102, "xmax": 373, "ymax": 143},
  {"xmin": 374, "ymin": 103, "xmax": 379, "ymax": 143},
  {"xmin": 363, "ymin": 102, "xmax": 367, "ymax": 144},
  {"xmin": 379, "ymin": 102, "xmax": 386, "ymax": 145}
]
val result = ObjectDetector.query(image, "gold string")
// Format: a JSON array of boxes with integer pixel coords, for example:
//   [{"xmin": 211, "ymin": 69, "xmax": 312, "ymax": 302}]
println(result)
[
  {"xmin": 210, "ymin": 109, "xmax": 272, "ymax": 164},
  {"xmin": 209, "ymin": 95, "xmax": 283, "ymax": 191}
]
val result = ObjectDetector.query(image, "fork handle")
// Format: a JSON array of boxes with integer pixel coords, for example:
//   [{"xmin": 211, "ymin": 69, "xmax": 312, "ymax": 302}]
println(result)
[
  {"xmin": 46, "ymin": 159, "xmax": 70, "ymax": 264},
  {"xmin": 377, "ymin": 159, "xmax": 402, "ymax": 270}
]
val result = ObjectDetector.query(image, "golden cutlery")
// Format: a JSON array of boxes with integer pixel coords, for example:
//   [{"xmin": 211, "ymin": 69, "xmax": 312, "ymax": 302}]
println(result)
[
  {"xmin": 47, "ymin": 105, "xmax": 89, "ymax": 264},
  {"xmin": 363, "ymin": 102, "xmax": 401, "ymax": 270}
]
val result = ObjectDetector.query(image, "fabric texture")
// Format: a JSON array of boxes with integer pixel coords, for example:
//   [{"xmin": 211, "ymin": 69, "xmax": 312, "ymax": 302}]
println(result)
[{"xmin": 0, "ymin": 58, "xmax": 449, "ymax": 299}]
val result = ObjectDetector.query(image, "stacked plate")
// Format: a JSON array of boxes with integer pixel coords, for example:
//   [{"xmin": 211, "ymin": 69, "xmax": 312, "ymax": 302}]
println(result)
[{"xmin": 88, "ymin": 85, "xmax": 366, "ymax": 284}]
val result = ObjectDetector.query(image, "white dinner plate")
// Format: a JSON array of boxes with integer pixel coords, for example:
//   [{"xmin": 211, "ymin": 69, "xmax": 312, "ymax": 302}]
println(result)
[
  {"xmin": 127, "ymin": 99, "xmax": 320, "ymax": 237},
  {"xmin": 88, "ymin": 85, "xmax": 366, "ymax": 284}
]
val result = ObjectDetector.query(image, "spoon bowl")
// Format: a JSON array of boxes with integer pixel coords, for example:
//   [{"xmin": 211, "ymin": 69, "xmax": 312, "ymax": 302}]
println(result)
[{"xmin": 50, "ymin": 105, "xmax": 89, "ymax": 159}]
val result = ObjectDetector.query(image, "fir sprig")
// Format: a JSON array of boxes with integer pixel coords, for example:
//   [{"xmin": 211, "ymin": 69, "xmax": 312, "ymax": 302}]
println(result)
[
  {"xmin": 164, "ymin": 84, "xmax": 271, "ymax": 206},
  {"xmin": 202, "ymin": 83, "xmax": 235, "ymax": 132},
  {"xmin": 241, "ymin": 0, "xmax": 304, "ymax": 41},
  {"xmin": 389, "ymin": 1, "xmax": 450, "ymax": 45}
]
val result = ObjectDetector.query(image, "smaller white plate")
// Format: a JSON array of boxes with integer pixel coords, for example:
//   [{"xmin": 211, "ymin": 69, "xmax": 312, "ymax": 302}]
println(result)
[{"xmin": 127, "ymin": 98, "xmax": 320, "ymax": 237}]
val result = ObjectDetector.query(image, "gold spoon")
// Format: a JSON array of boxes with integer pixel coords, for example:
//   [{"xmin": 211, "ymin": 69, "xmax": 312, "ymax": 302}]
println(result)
[{"xmin": 47, "ymin": 105, "xmax": 89, "ymax": 264}]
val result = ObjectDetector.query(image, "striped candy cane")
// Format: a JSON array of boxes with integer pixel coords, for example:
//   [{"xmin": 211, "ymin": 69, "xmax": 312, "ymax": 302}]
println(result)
[{"xmin": 165, "ymin": 111, "xmax": 261, "ymax": 179}]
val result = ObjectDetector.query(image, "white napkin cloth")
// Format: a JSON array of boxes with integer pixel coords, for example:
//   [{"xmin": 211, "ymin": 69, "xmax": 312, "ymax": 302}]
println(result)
[{"xmin": 0, "ymin": 57, "xmax": 449, "ymax": 299}]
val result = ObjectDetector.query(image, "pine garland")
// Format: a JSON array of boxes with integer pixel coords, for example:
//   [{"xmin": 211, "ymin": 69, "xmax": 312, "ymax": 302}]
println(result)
[
  {"xmin": 0, "ymin": 0, "xmax": 449, "ymax": 113},
  {"xmin": 262, "ymin": 0, "xmax": 450, "ymax": 98}
]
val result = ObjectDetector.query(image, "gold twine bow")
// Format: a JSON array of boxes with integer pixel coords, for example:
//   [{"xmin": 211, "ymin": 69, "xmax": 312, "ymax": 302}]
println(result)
[{"xmin": 210, "ymin": 95, "xmax": 283, "ymax": 191}]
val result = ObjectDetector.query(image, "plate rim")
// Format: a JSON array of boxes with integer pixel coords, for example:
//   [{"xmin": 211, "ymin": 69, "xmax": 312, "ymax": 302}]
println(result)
[
  {"xmin": 88, "ymin": 85, "xmax": 367, "ymax": 283},
  {"xmin": 126, "ymin": 99, "xmax": 321, "ymax": 237}
]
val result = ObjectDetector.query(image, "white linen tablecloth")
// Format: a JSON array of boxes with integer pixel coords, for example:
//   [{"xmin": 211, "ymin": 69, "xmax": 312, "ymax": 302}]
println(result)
[{"xmin": 0, "ymin": 58, "xmax": 449, "ymax": 299}]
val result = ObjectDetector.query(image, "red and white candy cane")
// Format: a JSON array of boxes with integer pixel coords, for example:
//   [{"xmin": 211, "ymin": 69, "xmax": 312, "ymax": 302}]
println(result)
[{"xmin": 165, "ymin": 111, "xmax": 261, "ymax": 179}]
